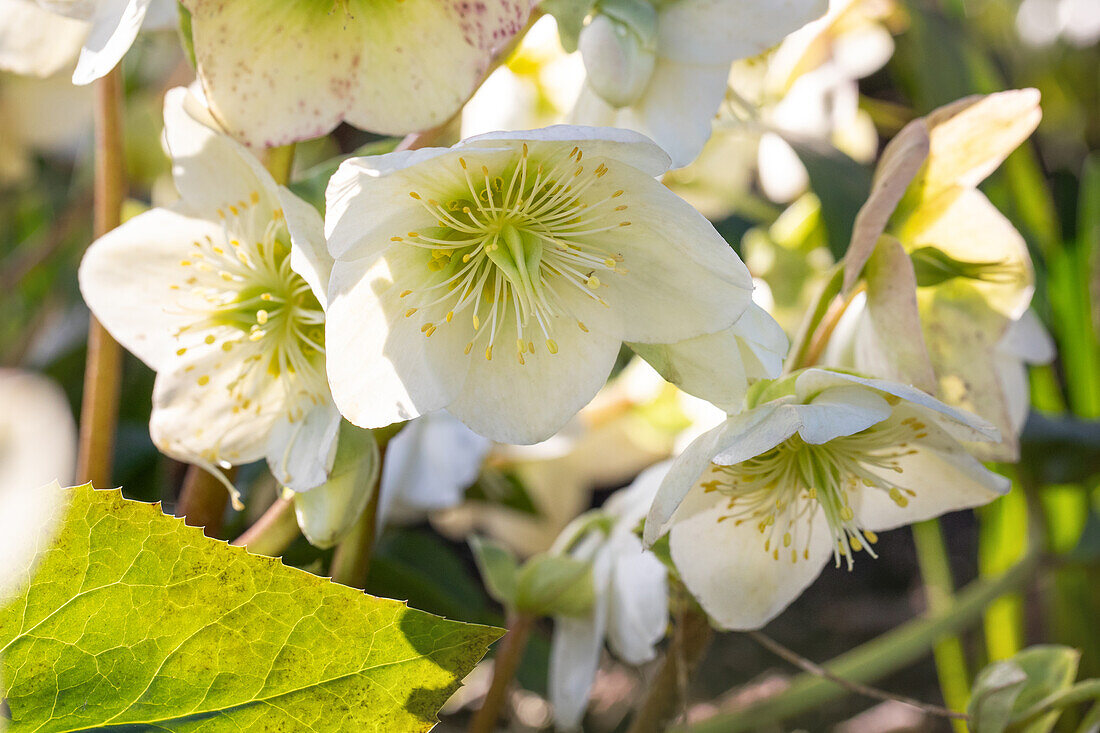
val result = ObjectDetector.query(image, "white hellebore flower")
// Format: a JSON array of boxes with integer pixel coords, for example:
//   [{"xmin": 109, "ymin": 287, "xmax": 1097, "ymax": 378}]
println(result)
[
  {"xmin": 0, "ymin": 0, "xmax": 87, "ymax": 78},
  {"xmin": 645, "ymin": 368, "xmax": 1009, "ymax": 630},
  {"xmin": 325, "ymin": 126, "xmax": 755, "ymax": 444},
  {"xmin": 570, "ymin": 0, "xmax": 828, "ymax": 167},
  {"xmin": 375, "ymin": 410, "xmax": 492, "ymax": 529},
  {"xmin": 549, "ymin": 461, "xmax": 669, "ymax": 729},
  {"xmin": 79, "ymin": 87, "xmax": 338, "ymax": 505},
  {"xmin": 0, "ymin": 369, "xmax": 76, "ymax": 603},
  {"xmin": 180, "ymin": 0, "xmax": 532, "ymax": 147}
]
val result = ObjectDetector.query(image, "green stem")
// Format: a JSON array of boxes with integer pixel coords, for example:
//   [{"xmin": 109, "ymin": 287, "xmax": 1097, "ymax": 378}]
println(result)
[
  {"xmin": 264, "ymin": 144, "xmax": 296, "ymax": 186},
  {"xmin": 230, "ymin": 498, "xmax": 299, "ymax": 556},
  {"xmin": 785, "ymin": 265, "xmax": 843, "ymax": 372},
  {"xmin": 329, "ymin": 479, "xmax": 382, "ymax": 589},
  {"xmin": 467, "ymin": 613, "xmax": 536, "ymax": 733},
  {"xmin": 912, "ymin": 519, "xmax": 972, "ymax": 732},
  {"xmin": 77, "ymin": 66, "xmax": 126, "ymax": 488},
  {"xmin": 681, "ymin": 555, "xmax": 1038, "ymax": 732}
]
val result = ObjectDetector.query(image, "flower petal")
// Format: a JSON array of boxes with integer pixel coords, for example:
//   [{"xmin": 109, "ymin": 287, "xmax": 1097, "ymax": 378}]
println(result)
[
  {"xmin": 794, "ymin": 384, "xmax": 892, "ymax": 444},
  {"xmin": 266, "ymin": 401, "xmax": 341, "ymax": 492},
  {"xmin": 278, "ymin": 185, "xmax": 332, "ymax": 310},
  {"xmin": 71, "ymin": 0, "xmax": 151, "ymax": 85},
  {"xmin": 444, "ymin": 308, "xmax": 623, "ymax": 444},
  {"xmin": 606, "ymin": 532, "xmax": 667, "ymax": 664},
  {"xmin": 656, "ymin": 0, "xmax": 828, "ymax": 65},
  {"xmin": 181, "ymin": 0, "xmax": 531, "ymax": 146},
  {"xmin": 78, "ymin": 205, "xmax": 226, "ymax": 371},
  {"xmin": 628, "ymin": 303, "xmax": 787, "ymax": 412},
  {"xmin": 325, "ymin": 245, "xmax": 472, "ymax": 430},
  {"xmin": 0, "ymin": 0, "xmax": 87, "ymax": 77},
  {"xmin": 162, "ymin": 87, "xmax": 282, "ymax": 218},
  {"xmin": 669, "ymin": 482, "xmax": 833, "ymax": 630},
  {"xmin": 646, "ymin": 404, "xmax": 799, "ymax": 544}
]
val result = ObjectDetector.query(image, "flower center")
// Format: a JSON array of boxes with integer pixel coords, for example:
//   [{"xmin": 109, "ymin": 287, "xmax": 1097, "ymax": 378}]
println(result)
[
  {"xmin": 173, "ymin": 195, "xmax": 327, "ymax": 425},
  {"xmin": 397, "ymin": 144, "xmax": 631, "ymax": 364},
  {"xmin": 701, "ymin": 413, "xmax": 929, "ymax": 568}
]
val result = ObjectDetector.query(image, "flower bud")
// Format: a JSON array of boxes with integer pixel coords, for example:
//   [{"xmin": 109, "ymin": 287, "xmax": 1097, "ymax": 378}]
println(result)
[
  {"xmin": 514, "ymin": 553, "xmax": 595, "ymax": 617},
  {"xmin": 292, "ymin": 423, "xmax": 380, "ymax": 549},
  {"xmin": 579, "ymin": 11, "xmax": 657, "ymax": 108}
]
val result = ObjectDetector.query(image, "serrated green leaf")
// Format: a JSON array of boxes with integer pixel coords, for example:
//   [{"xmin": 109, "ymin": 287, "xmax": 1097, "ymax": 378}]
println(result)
[
  {"xmin": 0, "ymin": 484, "xmax": 502, "ymax": 732},
  {"xmin": 969, "ymin": 660, "xmax": 1029, "ymax": 733}
]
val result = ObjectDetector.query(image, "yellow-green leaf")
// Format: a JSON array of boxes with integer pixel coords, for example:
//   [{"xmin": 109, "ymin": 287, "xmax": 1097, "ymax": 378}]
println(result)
[{"xmin": 0, "ymin": 484, "xmax": 502, "ymax": 732}]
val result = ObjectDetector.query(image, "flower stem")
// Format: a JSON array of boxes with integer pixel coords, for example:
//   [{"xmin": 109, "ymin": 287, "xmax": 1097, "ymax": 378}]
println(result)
[
  {"xmin": 175, "ymin": 465, "xmax": 232, "ymax": 537},
  {"xmin": 912, "ymin": 519, "xmax": 972, "ymax": 733},
  {"xmin": 1008, "ymin": 680, "xmax": 1100, "ymax": 731},
  {"xmin": 264, "ymin": 144, "xmax": 296, "ymax": 185},
  {"xmin": 747, "ymin": 631, "xmax": 967, "ymax": 720},
  {"xmin": 230, "ymin": 497, "xmax": 299, "ymax": 556},
  {"xmin": 329, "ymin": 477, "xmax": 382, "ymax": 588},
  {"xmin": 76, "ymin": 66, "xmax": 126, "ymax": 488},
  {"xmin": 467, "ymin": 613, "xmax": 536, "ymax": 733},
  {"xmin": 627, "ymin": 604, "xmax": 714, "ymax": 733},
  {"xmin": 682, "ymin": 554, "xmax": 1038, "ymax": 733},
  {"xmin": 786, "ymin": 265, "xmax": 842, "ymax": 372}
]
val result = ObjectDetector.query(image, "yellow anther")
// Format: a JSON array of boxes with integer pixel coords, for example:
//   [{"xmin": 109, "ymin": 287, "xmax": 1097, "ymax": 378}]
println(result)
[
  {"xmin": 204, "ymin": 335, "xmax": 216, "ymax": 345},
  {"xmin": 840, "ymin": 506, "xmax": 854, "ymax": 521},
  {"xmin": 612, "ymin": 190, "xmax": 624, "ymax": 197},
  {"xmin": 421, "ymin": 322, "xmax": 434, "ymax": 333},
  {"xmin": 864, "ymin": 531, "xmax": 878, "ymax": 544},
  {"xmin": 472, "ymin": 314, "xmax": 480, "ymax": 330},
  {"xmin": 425, "ymin": 325, "xmax": 437, "ymax": 337},
  {"xmin": 407, "ymin": 231, "xmax": 419, "ymax": 238},
  {"xmin": 485, "ymin": 345, "xmax": 493, "ymax": 361},
  {"xmin": 400, "ymin": 289, "xmax": 413, "ymax": 298},
  {"xmin": 260, "ymin": 293, "xmax": 274, "ymax": 301},
  {"xmin": 619, "ymin": 221, "xmax": 631, "ymax": 227},
  {"xmin": 257, "ymin": 310, "xmax": 269, "ymax": 325},
  {"xmin": 783, "ymin": 533, "xmax": 792, "ymax": 548},
  {"xmin": 405, "ymin": 308, "xmax": 418, "ymax": 317},
  {"xmin": 464, "ymin": 342, "xmax": 474, "ymax": 355},
  {"xmin": 889, "ymin": 488, "xmax": 909, "ymax": 507},
  {"xmin": 221, "ymin": 342, "xmax": 233, "ymax": 352},
  {"xmin": 850, "ymin": 537, "xmax": 863, "ymax": 552},
  {"xmin": 179, "ymin": 260, "xmax": 192, "ymax": 267},
  {"xmin": 578, "ymin": 321, "xmax": 589, "ymax": 332},
  {"xmin": 250, "ymin": 191, "xmax": 260, "ymax": 204},
  {"xmin": 197, "ymin": 375, "xmax": 210, "ymax": 386},
  {"xmin": 409, "ymin": 192, "xmax": 421, "ymax": 200},
  {"xmin": 585, "ymin": 275, "xmax": 601, "ymax": 290},
  {"xmin": 176, "ymin": 347, "xmax": 187, "ymax": 356},
  {"xmin": 459, "ymin": 157, "xmax": 467, "ymax": 169},
  {"xmin": 446, "ymin": 311, "xmax": 454, "ymax": 322}
]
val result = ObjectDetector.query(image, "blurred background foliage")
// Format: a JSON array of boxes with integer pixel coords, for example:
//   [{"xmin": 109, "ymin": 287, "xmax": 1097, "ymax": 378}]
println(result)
[{"xmin": 1, "ymin": 0, "xmax": 1098, "ymax": 730}]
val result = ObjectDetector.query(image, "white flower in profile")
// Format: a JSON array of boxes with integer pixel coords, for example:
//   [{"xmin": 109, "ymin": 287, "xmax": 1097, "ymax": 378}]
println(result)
[
  {"xmin": 79, "ymin": 87, "xmax": 338, "ymax": 505},
  {"xmin": 375, "ymin": 410, "xmax": 492, "ymax": 529},
  {"xmin": 644, "ymin": 368, "xmax": 1009, "ymax": 630},
  {"xmin": 324, "ymin": 126, "xmax": 755, "ymax": 444},
  {"xmin": 0, "ymin": 369, "xmax": 76, "ymax": 602},
  {"xmin": 180, "ymin": 0, "xmax": 532, "ymax": 148},
  {"xmin": 549, "ymin": 461, "xmax": 669, "ymax": 729},
  {"xmin": 569, "ymin": 0, "xmax": 828, "ymax": 167}
]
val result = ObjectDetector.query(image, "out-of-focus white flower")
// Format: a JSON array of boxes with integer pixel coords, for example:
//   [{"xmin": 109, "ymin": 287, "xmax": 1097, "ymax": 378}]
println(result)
[
  {"xmin": 375, "ymin": 411, "xmax": 492, "ymax": 528},
  {"xmin": 0, "ymin": 370, "xmax": 76, "ymax": 602},
  {"xmin": 0, "ymin": 69, "xmax": 92, "ymax": 183},
  {"xmin": 571, "ymin": 0, "xmax": 829, "ymax": 168},
  {"xmin": 8, "ymin": 0, "xmax": 174, "ymax": 84},
  {"xmin": 180, "ymin": 0, "xmax": 532, "ymax": 147},
  {"xmin": 1016, "ymin": 0, "xmax": 1100, "ymax": 48},
  {"xmin": 549, "ymin": 462, "xmax": 668, "ymax": 729},
  {"xmin": 836, "ymin": 89, "xmax": 1046, "ymax": 460},
  {"xmin": 462, "ymin": 16, "xmax": 586, "ymax": 139},
  {"xmin": 324, "ymin": 126, "xmax": 754, "ymax": 444},
  {"xmin": 79, "ymin": 87, "xmax": 338, "ymax": 506},
  {"xmin": 645, "ymin": 368, "xmax": 1008, "ymax": 630}
]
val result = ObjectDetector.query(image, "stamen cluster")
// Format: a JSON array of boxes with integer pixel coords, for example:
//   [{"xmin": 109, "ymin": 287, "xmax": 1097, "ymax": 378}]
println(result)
[{"xmin": 395, "ymin": 144, "xmax": 631, "ymax": 365}]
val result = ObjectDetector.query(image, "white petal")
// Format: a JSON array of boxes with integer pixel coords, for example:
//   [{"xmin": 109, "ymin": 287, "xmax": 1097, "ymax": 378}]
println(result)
[
  {"xmin": 325, "ymin": 246, "xmax": 472, "ymax": 430},
  {"xmin": 646, "ymin": 404, "xmax": 800, "ymax": 544},
  {"xmin": 0, "ymin": 369, "xmax": 76, "ymax": 493},
  {"xmin": 266, "ymin": 400, "xmax": 341, "ymax": 492},
  {"xmin": 795, "ymin": 369, "xmax": 1000, "ymax": 443},
  {"xmin": 549, "ymin": 551, "xmax": 611, "ymax": 730},
  {"xmin": 279, "ymin": 185, "xmax": 332, "ymax": 310},
  {"xmin": 794, "ymin": 384, "xmax": 892, "ymax": 444},
  {"xmin": 998, "ymin": 309, "xmax": 1054, "ymax": 365},
  {"xmin": 669, "ymin": 482, "xmax": 833, "ymax": 630},
  {"xmin": 445, "ymin": 309, "xmax": 623, "ymax": 444},
  {"xmin": 628, "ymin": 303, "xmax": 787, "ymax": 412},
  {"xmin": 182, "ymin": 0, "xmax": 531, "ymax": 146},
  {"xmin": 377, "ymin": 411, "xmax": 490, "ymax": 527},
  {"xmin": 857, "ymin": 441, "xmax": 1010, "ymax": 532},
  {"xmin": 584, "ymin": 157, "xmax": 753, "ymax": 342},
  {"xmin": 657, "ymin": 0, "xmax": 827, "ymax": 65},
  {"xmin": 606, "ymin": 533, "xmax": 668, "ymax": 664},
  {"xmin": 149, "ymin": 348, "xmax": 281, "ymax": 468},
  {"xmin": 162, "ymin": 86, "xmax": 282, "ymax": 218},
  {"xmin": 0, "ymin": 0, "xmax": 87, "ymax": 77},
  {"xmin": 758, "ymin": 132, "xmax": 809, "ymax": 204},
  {"xmin": 461, "ymin": 124, "xmax": 672, "ymax": 178},
  {"xmin": 71, "ymin": 0, "xmax": 151, "ymax": 85},
  {"xmin": 78, "ymin": 205, "xmax": 226, "ymax": 371}
]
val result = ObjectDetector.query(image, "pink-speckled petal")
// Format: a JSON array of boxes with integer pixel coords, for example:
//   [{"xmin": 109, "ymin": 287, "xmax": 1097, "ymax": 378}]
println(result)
[{"xmin": 181, "ymin": 0, "xmax": 533, "ymax": 147}]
